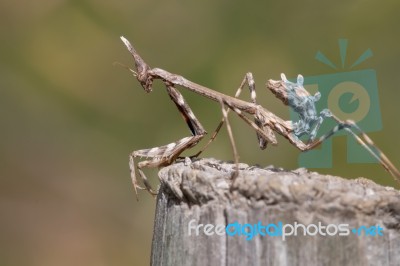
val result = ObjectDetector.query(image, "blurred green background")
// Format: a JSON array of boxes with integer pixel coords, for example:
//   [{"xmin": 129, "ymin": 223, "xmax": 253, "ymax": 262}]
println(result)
[{"xmin": 1, "ymin": 1, "xmax": 399, "ymax": 265}]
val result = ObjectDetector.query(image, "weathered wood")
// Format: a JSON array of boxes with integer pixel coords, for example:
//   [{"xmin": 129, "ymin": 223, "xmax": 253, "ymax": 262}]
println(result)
[{"xmin": 151, "ymin": 158, "xmax": 400, "ymax": 266}]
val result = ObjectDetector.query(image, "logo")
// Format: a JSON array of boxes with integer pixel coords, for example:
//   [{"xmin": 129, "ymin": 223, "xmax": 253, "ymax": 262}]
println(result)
[
  {"xmin": 187, "ymin": 219, "xmax": 384, "ymax": 241},
  {"xmin": 289, "ymin": 39, "xmax": 382, "ymax": 168}
]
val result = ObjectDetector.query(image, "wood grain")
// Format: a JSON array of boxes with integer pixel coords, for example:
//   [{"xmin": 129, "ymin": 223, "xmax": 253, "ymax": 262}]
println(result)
[{"xmin": 151, "ymin": 158, "xmax": 400, "ymax": 266}]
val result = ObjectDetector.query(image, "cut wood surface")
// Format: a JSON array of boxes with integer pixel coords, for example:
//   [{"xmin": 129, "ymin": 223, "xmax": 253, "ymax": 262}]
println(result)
[{"xmin": 151, "ymin": 158, "xmax": 400, "ymax": 266}]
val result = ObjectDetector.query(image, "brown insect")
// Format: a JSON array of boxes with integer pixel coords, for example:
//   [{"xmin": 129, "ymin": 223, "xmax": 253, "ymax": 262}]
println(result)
[{"xmin": 120, "ymin": 36, "xmax": 400, "ymax": 199}]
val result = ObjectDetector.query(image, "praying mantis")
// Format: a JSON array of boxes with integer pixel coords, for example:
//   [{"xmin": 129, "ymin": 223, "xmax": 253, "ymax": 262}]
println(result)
[{"xmin": 119, "ymin": 36, "xmax": 400, "ymax": 199}]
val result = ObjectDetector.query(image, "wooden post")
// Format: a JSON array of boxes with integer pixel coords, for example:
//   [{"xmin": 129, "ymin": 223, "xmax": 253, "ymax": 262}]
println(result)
[{"xmin": 151, "ymin": 158, "xmax": 400, "ymax": 266}]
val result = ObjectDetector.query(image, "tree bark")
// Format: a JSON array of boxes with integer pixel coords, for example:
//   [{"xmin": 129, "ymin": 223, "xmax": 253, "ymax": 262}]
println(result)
[{"xmin": 151, "ymin": 158, "xmax": 400, "ymax": 266}]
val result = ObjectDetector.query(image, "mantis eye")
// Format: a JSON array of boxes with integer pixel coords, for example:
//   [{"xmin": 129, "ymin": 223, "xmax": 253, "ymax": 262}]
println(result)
[
  {"xmin": 280, "ymin": 73, "xmax": 288, "ymax": 82},
  {"xmin": 297, "ymin": 74, "xmax": 304, "ymax": 86}
]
